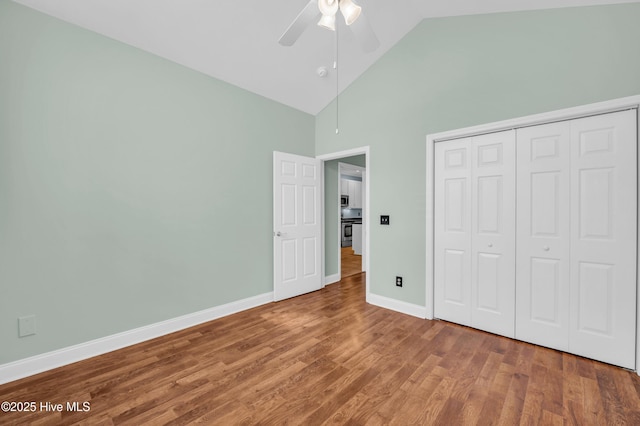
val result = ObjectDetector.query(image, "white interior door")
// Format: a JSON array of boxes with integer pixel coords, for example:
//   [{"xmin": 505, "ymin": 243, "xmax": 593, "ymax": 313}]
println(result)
[
  {"xmin": 569, "ymin": 110, "xmax": 637, "ymax": 369},
  {"xmin": 434, "ymin": 138, "xmax": 472, "ymax": 326},
  {"xmin": 273, "ymin": 151, "xmax": 322, "ymax": 301},
  {"xmin": 516, "ymin": 122, "xmax": 571, "ymax": 351},
  {"xmin": 470, "ymin": 131, "xmax": 516, "ymax": 338}
]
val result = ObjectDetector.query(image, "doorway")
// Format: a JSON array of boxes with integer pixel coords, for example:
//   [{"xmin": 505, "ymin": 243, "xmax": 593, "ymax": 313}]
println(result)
[
  {"xmin": 339, "ymin": 162, "xmax": 365, "ymax": 278},
  {"xmin": 317, "ymin": 147, "xmax": 370, "ymax": 299}
]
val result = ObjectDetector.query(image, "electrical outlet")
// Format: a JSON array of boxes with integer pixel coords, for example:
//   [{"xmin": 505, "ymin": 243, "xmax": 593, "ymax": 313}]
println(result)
[
  {"xmin": 396, "ymin": 276, "xmax": 403, "ymax": 287},
  {"xmin": 18, "ymin": 315, "xmax": 36, "ymax": 337},
  {"xmin": 380, "ymin": 215, "xmax": 390, "ymax": 225}
]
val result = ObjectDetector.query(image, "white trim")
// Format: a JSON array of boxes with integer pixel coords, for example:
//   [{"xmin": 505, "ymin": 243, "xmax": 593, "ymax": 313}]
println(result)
[
  {"xmin": 324, "ymin": 273, "xmax": 340, "ymax": 285},
  {"xmin": 317, "ymin": 146, "xmax": 371, "ymax": 300},
  {"xmin": 426, "ymin": 95, "xmax": 640, "ymax": 374},
  {"xmin": 636, "ymin": 106, "xmax": 640, "ymax": 376},
  {"xmin": 425, "ymin": 131, "xmax": 435, "ymax": 320},
  {"xmin": 0, "ymin": 292, "xmax": 273, "ymax": 385},
  {"xmin": 317, "ymin": 146, "xmax": 370, "ymax": 160},
  {"xmin": 320, "ymin": 156, "xmax": 326, "ymax": 290},
  {"xmin": 337, "ymin": 162, "xmax": 346, "ymax": 281},
  {"xmin": 368, "ymin": 293, "xmax": 428, "ymax": 319},
  {"xmin": 361, "ymin": 168, "xmax": 367, "ymax": 272}
]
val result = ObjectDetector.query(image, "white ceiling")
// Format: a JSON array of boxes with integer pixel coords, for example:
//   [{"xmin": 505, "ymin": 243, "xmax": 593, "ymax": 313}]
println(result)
[{"xmin": 12, "ymin": 0, "xmax": 640, "ymax": 115}]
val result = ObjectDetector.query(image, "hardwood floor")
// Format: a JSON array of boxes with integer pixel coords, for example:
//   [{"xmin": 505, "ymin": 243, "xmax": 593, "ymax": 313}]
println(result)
[
  {"xmin": 341, "ymin": 246, "xmax": 362, "ymax": 278},
  {"xmin": 1, "ymin": 273, "xmax": 640, "ymax": 425}
]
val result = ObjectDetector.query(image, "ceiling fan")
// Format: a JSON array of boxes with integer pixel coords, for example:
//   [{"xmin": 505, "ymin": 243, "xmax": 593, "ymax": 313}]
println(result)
[{"xmin": 278, "ymin": 0, "xmax": 380, "ymax": 53}]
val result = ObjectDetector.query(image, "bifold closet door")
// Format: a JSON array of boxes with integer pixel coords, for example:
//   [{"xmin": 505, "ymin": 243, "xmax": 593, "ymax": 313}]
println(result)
[
  {"xmin": 471, "ymin": 132, "xmax": 516, "ymax": 337},
  {"xmin": 435, "ymin": 131, "xmax": 516, "ymax": 338},
  {"xmin": 516, "ymin": 110, "xmax": 637, "ymax": 369},
  {"xmin": 516, "ymin": 122, "xmax": 571, "ymax": 351},
  {"xmin": 436, "ymin": 109, "xmax": 636, "ymax": 369},
  {"xmin": 434, "ymin": 138, "xmax": 472, "ymax": 326},
  {"xmin": 569, "ymin": 110, "xmax": 637, "ymax": 369}
]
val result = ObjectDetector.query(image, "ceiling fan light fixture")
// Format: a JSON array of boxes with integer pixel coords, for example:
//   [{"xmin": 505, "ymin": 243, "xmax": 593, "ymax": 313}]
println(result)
[
  {"xmin": 317, "ymin": 13, "xmax": 336, "ymax": 31},
  {"xmin": 318, "ymin": 0, "xmax": 339, "ymax": 16},
  {"xmin": 339, "ymin": 0, "xmax": 362, "ymax": 25}
]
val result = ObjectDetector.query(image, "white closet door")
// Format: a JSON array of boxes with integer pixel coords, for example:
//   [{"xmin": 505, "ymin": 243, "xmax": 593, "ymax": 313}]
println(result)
[
  {"xmin": 434, "ymin": 138, "xmax": 472, "ymax": 326},
  {"xmin": 471, "ymin": 131, "xmax": 516, "ymax": 338},
  {"xmin": 516, "ymin": 122, "xmax": 571, "ymax": 351},
  {"xmin": 569, "ymin": 110, "xmax": 637, "ymax": 369},
  {"xmin": 435, "ymin": 131, "xmax": 516, "ymax": 335}
]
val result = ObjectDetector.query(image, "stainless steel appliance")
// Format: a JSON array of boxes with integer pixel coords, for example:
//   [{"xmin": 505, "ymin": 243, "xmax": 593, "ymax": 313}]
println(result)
[
  {"xmin": 341, "ymin": 195, "xmax": 349, "ymax": 207},
  {"xmin": 341, "ymin": 221, "xmax": 352, "ymax": 247},
  {"xmin": 341, "ymin": 218, "xmax": 362, "ymax": 247}
]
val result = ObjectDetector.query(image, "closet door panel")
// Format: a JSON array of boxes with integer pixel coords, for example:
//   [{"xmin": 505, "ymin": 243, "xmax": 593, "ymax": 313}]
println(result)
[
  {"xmin": 516, "ymin": 123, "xmax": 571, "ymax": 351},
  {"xmin": 471, "ymin": 131, "xmax": 516, "ymax": 338},
  {"xmin": 570, "ymin": 110, "xmax": 637, "ymax": 369},
  {"xmin": 435, "ymin": 139, "xmax": 472, "ymax": 326}
]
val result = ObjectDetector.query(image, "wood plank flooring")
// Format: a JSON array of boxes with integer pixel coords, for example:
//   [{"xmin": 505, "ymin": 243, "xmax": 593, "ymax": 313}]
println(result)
[
  {"xmin": 341, "ymin": 246, "xmax": 362, "ymax": 278},
  {"xmin": 1, "ymin": 273, "xmax": 640, "ymax": 425}
]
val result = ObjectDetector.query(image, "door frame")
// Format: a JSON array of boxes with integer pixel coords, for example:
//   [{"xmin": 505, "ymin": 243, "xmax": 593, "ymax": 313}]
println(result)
[
  {"xmin": 425, "ymin": 95, "xmax": 640, "ymax": 373},
  {"xmin": 317, "ymin": 146, "xmax": 370, "ymax": 301}
]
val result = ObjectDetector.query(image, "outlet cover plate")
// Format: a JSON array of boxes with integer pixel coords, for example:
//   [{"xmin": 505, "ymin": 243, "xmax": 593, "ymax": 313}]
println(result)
[
  {"xmin": 380, "ymin": 215, "xmax": 390, "ymax": 225},
  {"xmin": 18, "ymin": 315, "xmax": 36, "ymax": 337}
]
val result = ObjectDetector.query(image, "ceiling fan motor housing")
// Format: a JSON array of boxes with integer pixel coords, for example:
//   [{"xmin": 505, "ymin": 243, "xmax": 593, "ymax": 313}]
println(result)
[{"xmin": 318, "ymin": 0, "xmax": 339, "ymax": 16}]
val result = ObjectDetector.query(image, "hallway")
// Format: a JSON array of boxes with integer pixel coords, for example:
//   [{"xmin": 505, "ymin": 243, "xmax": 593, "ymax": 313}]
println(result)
[{"xmin": 341, "ymin": 246, "xmax": 362, "ymax": 278}]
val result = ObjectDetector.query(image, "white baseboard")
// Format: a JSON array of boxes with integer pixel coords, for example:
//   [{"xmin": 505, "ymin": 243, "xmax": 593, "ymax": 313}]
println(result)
[
  {"xmin": 324, "ymin": 273, "xmax": 340, "ymax": 285},
  {"xmin": 0, "ymin": 292, "xmax": 273, "ymax": 385},
  {"xmin": 367, "ymin": 293, "xmax": 428, "ymax": 319}
]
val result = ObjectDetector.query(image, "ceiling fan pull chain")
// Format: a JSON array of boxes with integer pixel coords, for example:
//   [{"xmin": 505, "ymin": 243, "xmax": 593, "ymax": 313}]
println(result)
[{"xmin": 335, "ymin": 19, "xmax": 339, "ymax": 135}]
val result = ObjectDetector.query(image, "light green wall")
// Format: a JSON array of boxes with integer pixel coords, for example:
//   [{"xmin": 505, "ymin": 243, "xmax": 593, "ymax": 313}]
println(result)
[
  {"xmin": 315, "ymin": 4, "xmax": 640, "ymax": 305},
  {"xmin": 324, "ymin": 161, "xmax": 339, "ymax": 276},
  {"xmin": 4, "ymin": 1, "xmax": 640, "ymax": 367},
  {"xmin": 0, "ymin": 1, "xmax": 314, "ymax": 364},
  {"xmin": 324, "ymin": 155, "xmax": 365, "ymax": 277}
]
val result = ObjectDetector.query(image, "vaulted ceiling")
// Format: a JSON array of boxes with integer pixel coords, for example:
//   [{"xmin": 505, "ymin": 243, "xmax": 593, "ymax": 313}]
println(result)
[{"xmin": 13, "ymin": 0, "xmax": 640, "ymax": 115}]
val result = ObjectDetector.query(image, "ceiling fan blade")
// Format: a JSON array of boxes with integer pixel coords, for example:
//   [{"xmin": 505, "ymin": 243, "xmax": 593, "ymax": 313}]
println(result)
[
  {"xmin": 349, "ymin": 11, "xmax": 379, "ymax": 53},
  {"xmin": 278, "ymin": 0, "xmax": 321, "ymax": 46}
]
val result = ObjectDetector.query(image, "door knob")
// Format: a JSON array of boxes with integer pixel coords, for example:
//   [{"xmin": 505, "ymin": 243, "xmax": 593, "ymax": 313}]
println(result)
[
  {"xmin": 488, "ymin": 243, "xmax": 493, "ymax": 248},
  {"xmin": 275, "ymin": 231, "xmax": 282, "ymax": 237},
  {"xmin": 543, "ymin": 246, "xmax": 550, "ymax": 251}
]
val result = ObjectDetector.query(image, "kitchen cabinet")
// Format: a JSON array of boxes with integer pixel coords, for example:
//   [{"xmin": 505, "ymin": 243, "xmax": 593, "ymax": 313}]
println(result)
[
  {"xmin": 353, "ymin": 181, "xmax": 362, "ymax": 208},
  {"xmin": 340, "ymin": 178, "xmax": 362, "ymax": 208},
  {"xmin": 342, "ymin": 179, "xmax": 362, "ymax": 208},
  {"xmin": 352, "ymin": 224, "xmax": 362, "ymax": 255},
  {"xmin": 341, "ymin": 179, "xmax": 349, "ymax": 197}
]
